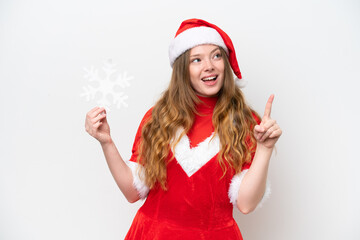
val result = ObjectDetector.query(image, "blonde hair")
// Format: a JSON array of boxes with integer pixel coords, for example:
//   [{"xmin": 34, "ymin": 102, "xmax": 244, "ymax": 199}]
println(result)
[{"xmin": 138, "ymin": 47, "xmax": 260, "ymax": 190}]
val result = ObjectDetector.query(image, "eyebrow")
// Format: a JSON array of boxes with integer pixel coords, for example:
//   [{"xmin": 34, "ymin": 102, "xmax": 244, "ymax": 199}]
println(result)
[{"xmin": 190, "ymin": 47, "xmax": 220, "ymax": 58}]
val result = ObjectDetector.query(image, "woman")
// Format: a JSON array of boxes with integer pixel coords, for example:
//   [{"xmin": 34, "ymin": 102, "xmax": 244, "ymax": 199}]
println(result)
[{"xmin": 85, "ymin": 18, "xmax": 282, "ymax": 240}]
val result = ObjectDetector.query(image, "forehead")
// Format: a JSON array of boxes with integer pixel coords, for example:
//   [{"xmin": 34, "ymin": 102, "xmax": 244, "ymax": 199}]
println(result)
[{"xmin": 189, "ymin": 44, "xmax": 220, "ymax": 55}]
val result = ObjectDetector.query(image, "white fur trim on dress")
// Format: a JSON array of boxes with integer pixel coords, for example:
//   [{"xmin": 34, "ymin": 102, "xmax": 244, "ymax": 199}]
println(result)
[
  {"xmin": 228, "ymin": 169, "xmax": 271, "ymax": 211},
  {"xmin": 171, "ymin": 130, "xmax": 220, "ymax": 177},
  {"xmin": 126, "ymin": 160, "xmax": 150, "ymax": 200},
  {"xmin": 169, "ymin": 26, "xmax": 229, "ymax": 67}
]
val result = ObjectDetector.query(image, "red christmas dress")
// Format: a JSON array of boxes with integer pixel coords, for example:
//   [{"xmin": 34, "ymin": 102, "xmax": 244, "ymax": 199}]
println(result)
[{"xmin": 125, "ymin": 96, "xmax": 269, "ymax": 240}]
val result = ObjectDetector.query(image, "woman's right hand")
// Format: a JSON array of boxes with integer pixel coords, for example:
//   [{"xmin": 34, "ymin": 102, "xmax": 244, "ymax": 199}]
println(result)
[{"xmin": 85, "ymin": 106, "xmax": 112, "ymax": 145}]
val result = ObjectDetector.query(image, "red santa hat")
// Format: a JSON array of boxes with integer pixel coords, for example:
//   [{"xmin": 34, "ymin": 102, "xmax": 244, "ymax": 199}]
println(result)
[{"xmin": 169, "ymin": 18, "xmax": 246, "ymax": 87}]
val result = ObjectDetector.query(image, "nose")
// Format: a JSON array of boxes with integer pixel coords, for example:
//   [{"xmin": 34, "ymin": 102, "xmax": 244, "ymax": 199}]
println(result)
[{"xmin": 204, "ymin": 59, "xmax": 214, "ymax": 72}]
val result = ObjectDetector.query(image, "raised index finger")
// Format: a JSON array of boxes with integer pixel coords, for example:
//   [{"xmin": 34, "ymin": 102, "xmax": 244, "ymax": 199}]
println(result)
[{"xmin": 263, "ymin": 94, "xmax": 274, "ymax": 118}]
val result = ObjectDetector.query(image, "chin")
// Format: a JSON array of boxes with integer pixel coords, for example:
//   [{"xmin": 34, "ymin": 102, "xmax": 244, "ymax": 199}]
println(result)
[{"xmin": 198, "ymin": 90, "xmax": 220, "ymax": 97}]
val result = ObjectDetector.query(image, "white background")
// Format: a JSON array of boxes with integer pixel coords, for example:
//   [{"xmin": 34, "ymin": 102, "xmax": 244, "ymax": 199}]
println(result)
[{"xmin": 1, "ymin": 0, "xmax": 359, "ymax": 239}]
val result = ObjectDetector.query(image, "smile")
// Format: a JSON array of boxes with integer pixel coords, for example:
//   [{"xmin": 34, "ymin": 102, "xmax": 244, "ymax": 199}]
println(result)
[
  {"xmin": 201, "ymin": 75, "xmax": 218, "ymax": 82},
  {"xmin": 201, "ymin": 75, "xmax": 218, "ymax": 86}
]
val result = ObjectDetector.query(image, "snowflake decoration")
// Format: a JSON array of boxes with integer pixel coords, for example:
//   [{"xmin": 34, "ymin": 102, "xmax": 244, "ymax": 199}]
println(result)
[{"xmin": 81, "ymin": 59, "xmax": 133, "ymax": 112}]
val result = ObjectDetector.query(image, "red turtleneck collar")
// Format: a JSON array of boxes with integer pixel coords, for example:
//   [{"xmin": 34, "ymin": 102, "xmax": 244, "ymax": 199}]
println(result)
[
  {"xmin": 187, "ymin": 95, "xmax": 218, "ymax": 148},
  {"xmin": 195, "ymin": 95, "xmax": 218, "ymax": 115}
]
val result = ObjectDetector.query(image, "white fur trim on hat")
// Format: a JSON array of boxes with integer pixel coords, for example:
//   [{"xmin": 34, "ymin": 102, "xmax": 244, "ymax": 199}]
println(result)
[
  {"xmin": 169, "ymin": 26, "xmax": 229, "ymax": 67},
  {"xmin": 228, "ymin": 169, "xmax": 271, "ymax": 211},
  {"xmin": 126, "ymin": 160, "xmax": 150, "ymax": 199}
]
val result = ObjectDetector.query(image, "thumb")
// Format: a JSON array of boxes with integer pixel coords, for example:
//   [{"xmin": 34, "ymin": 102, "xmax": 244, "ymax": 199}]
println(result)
[
  {"xmin": 102, "ymin": 110, "xmax": 108, "ymax": 122},
  {"xmin": 254, "ymin": 125, "xmax": 265, "ymax": 133},
  {"xmin": 98, "ymin": 108, "xmax": 108, "ymax": 124}
]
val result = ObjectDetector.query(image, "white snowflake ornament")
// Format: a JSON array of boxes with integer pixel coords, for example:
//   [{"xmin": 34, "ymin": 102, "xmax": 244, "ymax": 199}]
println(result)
[{"xmin": 81, "ymin": 59, "xmax": 133, "ymax": 112}]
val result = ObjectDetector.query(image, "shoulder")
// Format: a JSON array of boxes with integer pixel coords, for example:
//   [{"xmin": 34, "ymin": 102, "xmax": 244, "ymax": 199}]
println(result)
[
  {"xmin": 142, "ymin": 107, "xmax": 154, "ymax": 121},
  {"xmin": 138, "ymin": 107, "xmax": 154, "ymax": 126},
  {"xmin": 131, "ymin": 107, "xmax": 154, "ymax": 151},
  {"xmin": 134, "ymin": 107, "xmax": 155, "ymax": 135}
]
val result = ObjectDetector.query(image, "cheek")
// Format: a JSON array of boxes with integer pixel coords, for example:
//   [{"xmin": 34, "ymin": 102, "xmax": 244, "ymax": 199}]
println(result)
[
  {"xmin": 189, "ymin": 66, "xmax": 200, "ymax": 82},
  {"xmin": 218, "ymin": 60, "xmax": 225, "ymax": 73},
  {"xmin": 219, "ymin": 63, "xmax": 225, "ymax": 80},
  {"xmin": 189, "ymin": 65, "xmax": 199, "ymax": 74}
]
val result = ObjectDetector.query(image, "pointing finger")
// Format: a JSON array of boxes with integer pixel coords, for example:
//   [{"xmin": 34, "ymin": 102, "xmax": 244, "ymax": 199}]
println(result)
[{"xmin": 263, "ymin": 94, "xmax": 274, "ymax": 119}]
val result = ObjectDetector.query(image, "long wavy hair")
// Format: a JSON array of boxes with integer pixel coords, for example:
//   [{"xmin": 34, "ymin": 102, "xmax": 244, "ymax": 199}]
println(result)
[{"xmin": 138, "ymin": 47, "xmax": 260, "ymax": 190}]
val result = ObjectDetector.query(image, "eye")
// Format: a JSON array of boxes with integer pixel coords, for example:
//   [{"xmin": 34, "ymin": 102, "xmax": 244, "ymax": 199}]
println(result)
[
  {"xmin": 191, "ymin": 58, "xmax": 201, "ymax": 63},
  {"xmin": 214, "ymin": 52, "xmax": 222, "ymax": 59}
]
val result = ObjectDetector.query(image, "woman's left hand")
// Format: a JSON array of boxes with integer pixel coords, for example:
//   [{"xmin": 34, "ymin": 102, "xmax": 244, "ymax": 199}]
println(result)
[{"xmin": 254, "ymin": 94, "xmax": 282, "ymax": 149}]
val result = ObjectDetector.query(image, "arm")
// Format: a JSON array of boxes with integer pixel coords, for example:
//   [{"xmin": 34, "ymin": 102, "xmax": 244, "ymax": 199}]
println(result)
[
  {"xmin": 236, "ymin": 144, "xmax": 272, "ymax": 214},
  {"xmin": 236, "ymin": 95, "xmax": 282, "ymax": 214},
  {"xmin": 85, "ymin": 106, "xmax": 140, "ymax": 203},
  {"xmin": 100, "ymin": 139, "xmax": 140, "ymax": 203}
]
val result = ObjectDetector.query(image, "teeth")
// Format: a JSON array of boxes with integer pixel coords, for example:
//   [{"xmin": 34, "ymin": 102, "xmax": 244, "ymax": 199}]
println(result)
[{"xmin": 202, "ymin": 76, "xmax": 217, "ymax": 81}]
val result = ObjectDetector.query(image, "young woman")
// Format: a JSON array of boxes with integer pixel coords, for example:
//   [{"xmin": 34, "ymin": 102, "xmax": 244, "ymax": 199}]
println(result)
[{"xmin": 85, "ymin": 18, "xmax": 282, "ymax": 240}]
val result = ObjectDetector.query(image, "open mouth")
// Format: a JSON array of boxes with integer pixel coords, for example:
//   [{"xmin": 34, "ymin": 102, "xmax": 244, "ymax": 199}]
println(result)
[{"xmin": 201, "ymin": 75, "xmax": 218, "ymax": 82}]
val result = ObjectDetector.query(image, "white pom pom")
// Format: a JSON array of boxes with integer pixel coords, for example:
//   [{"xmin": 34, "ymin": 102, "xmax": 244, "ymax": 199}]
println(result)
[{"xmin": 235, "ymin": 77, "xmax": 248, "ymax": 88}]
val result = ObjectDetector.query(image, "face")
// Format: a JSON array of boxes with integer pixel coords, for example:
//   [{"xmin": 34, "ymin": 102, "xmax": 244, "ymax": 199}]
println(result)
[{"xmin": 188, "ymin": 44, "xmax": 225, "ymax": 97}]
